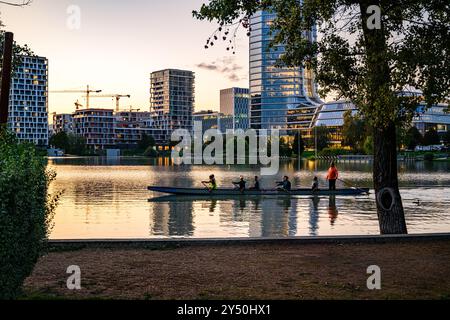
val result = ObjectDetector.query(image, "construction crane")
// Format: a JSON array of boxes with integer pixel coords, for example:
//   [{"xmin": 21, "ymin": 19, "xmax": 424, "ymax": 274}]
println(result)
[
  {"xmin": 50, "ymin": 85, "xmax": 102, "ymax": 109},
  {"xmin": 87, "ymin": 94, "xmax": 131, "ymax": 112}
]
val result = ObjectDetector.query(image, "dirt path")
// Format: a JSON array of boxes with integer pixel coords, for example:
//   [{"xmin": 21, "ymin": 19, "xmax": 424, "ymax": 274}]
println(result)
[{"xmin": 23, "ymin": 241, "xmax": 450, "ymax": 300}]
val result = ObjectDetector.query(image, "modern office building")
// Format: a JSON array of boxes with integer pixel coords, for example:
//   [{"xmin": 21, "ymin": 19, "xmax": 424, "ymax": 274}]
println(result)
[
  {"xmin": 52, "ymin": 113, "xmax": 75, "ymax": 135},
  {"xmin": 313, "ymin": 101, "xmax": 358, "ymax": 146},
  {"xmin": 249, "ymin": 11, "xmax": 321, "ymax": 133},
  {"xmin": 193, "ymin": 110, "xmax": 236, "ymax": 134},
  {"xmin": 7, "ymin": 55, "xmax": 49, "ymax": 146},
  {"xmin": 312, "ymin": 100, "xmax": 450, "ymax": 146},
  {"xmin": 150, "ymin": 69, "xmax": 195, "ymax": 141},
  {"xmin": 413, "ymin": 104, "xmax": 450, "ymax": 136},
  {"xmin": 220, "ymin": 87, "xmax": 250, "ymax": 130}
]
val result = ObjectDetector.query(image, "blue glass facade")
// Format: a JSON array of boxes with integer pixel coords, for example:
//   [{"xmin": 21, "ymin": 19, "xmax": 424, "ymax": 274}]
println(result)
[{"xmin": 249, "ymin": 10, "xmax": 321, "ymax": 132}]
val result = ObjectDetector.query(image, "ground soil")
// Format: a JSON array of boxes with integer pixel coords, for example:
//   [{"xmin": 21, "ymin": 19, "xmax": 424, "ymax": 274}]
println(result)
[{"xmin": 23, "ymin": 241, "xmax": 450, "ymax": 300}]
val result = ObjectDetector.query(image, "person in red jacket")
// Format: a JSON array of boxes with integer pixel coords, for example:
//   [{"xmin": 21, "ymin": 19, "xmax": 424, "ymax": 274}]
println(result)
[{"xmin": 326, "ymin": 162, "xmax": 339, "ymax": 190}]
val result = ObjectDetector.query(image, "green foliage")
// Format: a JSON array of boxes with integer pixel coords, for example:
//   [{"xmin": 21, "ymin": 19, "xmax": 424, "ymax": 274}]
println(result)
[
  {"xmin": 315, "ymin": 125, "xmax": 330, "ymax": 151},
  {"xmin": 443, "ymin": 130, "xmax": 450, "ymax": 146},
  {"xmin": 424, "ymin": 153, "xmax": 435, "ymax": 161},
  {"xmin": 0, "ymin": 31, "xmax": 35, "ymax": 76},
  {"xmin": 404, "ymin": 127, "xmax": 423, "ymax": 150},
  {"xmin": 279, "ymin": 137, "xmax": 292, "ymax": 157},
  {"xmin": 423, "ymin": 128, "xmax": 441, "ymax": 146},
  {"xmin": 49, "ymin": 132, "xmax": 89, "ymax": 155},
  {"xmin": 341, "ymin": 110, "xmax": 368, "ymax": 152},
  {"xmin": 0, "ymin": 128, "xmax": 60, "ymax": 299},
  {"xmin": 193, "ymin": 0, "xmax": 449, "ymax": 127},
  {"xmin": 292, "ymin": 131, "xmax": 305, "ymax": 156},
  {"xmin": 318, "ymin": 148, "xmax": 350, "ymax": 157},
  {"xmin": 49, "ymin": 132, "xmax": 69, "ymax": 150},
  {"xmin": 138, "ymin": 134, "xmax": 156, "ymax": 151},
  {"xmin": 363, "ymin": 135, "xmax": 374, "ymax": 155},
  {"xmin": 143, "ymin": 146, "xmax": 158, "ymax": 158}
]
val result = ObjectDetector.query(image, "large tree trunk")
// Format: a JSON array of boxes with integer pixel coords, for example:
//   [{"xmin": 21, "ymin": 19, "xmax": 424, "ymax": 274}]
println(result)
[
  {"xmin": 360, "ymin": 1, "xmax": 408, "ymax": 234},
  {"xmin": 373, "ymin": 122, "xmax": 408, "ymax": 234}
]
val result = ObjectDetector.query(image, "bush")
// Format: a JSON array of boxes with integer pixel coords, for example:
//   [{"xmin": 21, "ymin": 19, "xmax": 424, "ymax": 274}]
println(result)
[
  {"xmin": 318, "ymin": 148, "xmax": 350, "ymax": 157},
  {"xmin": 423, "ymin": 153, "xmax": 434, "ymax": 161},
  {"xmin": 0, "ymin": 128, "xmax": 60, "ymax": 299},
  {"xmin": 143, "ymin": 146, "xmax": 158, "ymax": 158}
]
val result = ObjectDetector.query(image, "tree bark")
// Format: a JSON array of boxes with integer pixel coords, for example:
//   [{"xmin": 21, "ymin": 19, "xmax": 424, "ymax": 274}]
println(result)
[
  {"xmin": 373, "ymin": 122, "xmax": 408, "ymax": 234},
  {"xmin": 360, "ymin": 1, "xmax": 408, "ymax": 234}
]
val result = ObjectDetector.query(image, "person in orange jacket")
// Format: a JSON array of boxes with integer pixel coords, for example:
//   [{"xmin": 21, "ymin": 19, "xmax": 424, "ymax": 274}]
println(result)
[{"xmin": 326, "ymin": 162, "xmax": 339, "ymax": 190}]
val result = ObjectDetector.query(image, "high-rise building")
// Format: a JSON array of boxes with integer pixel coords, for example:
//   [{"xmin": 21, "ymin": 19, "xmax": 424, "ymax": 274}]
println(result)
[
  {"xmin": 249, "ymin": 11, "xmax": 321, "ymax": 133},
  {"xmin": 150, "ymin": 69, "xmax": 195, "ymax": 140},
  {"xmin": 72, "ymin": 108, "xmax": 116, "ymax": 149},
  {"xmin": 220, "ymin": 87, "xmax": 250, "ymax": 130},
  {"xmin": 52, "ymin": 113, "xmax": 75, "ymax": 135},
  {"xmin": 7, "ymin": 55, "xmax": 49, "ymax": 146}
]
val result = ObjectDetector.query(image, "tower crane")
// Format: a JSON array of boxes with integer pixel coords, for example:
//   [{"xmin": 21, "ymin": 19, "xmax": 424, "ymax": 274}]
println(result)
[
  {"xmin": 50, "ymin": 85, "xmax": 102, "ymax": 109},
  {"xmin": 87, "ymin": 94, "xmax": 131, "ymax": 112}
]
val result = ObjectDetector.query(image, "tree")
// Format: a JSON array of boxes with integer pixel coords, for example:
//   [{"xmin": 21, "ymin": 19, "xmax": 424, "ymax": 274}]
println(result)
[
  {"xmin": 292, "ymin": 131, "xmax": 305, "ymax": 156},
  {"xmin": 315, "ymin": 125, "xmax": 330, "ymax": 151},
  {"xmin": 364, "ymin": 135, "xmax": 374, "ymax": 155},
  {"xmin": 138, "ymin": 133, "xmax": 156, "ymax": 151},
  {"xmin": 49, "ymin": 131, "xmax": 69, "ymax": 150},
  {"xmin": 193, "ymin": 0, "xmax": 449, "ymax": 234},
  {"xmin": 66, "ymin": 133, "xmax": 88, "ymax": 155},
  {"xmin": 341, "ymin": 110, "xmax": 367, "ymax": 152},
  {"xmin": 0, "ymin": 128, "xmax": 59, "ymax": 299},
  {"xmin": 404, "ymin": 126, "xmax": 423, "ymax": 150},
  {"xmin": 423, "ymin": 128, "xmax": 441, "ymax": 146}
]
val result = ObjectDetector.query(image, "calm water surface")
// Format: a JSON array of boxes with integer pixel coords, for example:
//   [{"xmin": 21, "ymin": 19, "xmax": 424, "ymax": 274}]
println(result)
[{"xmin": 47, "ymin": 157, "xmax": 450, "ymax": 239}]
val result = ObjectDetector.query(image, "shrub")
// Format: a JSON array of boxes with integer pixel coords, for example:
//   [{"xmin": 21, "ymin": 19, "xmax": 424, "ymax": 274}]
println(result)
[
  {"xmin": 318, "ymin": 148, "xmax": 350, "ymax": 157},
  {"xmin": 143, "ymin": 146, "xmax": 158, "ymax": 158},
  {"xmin": 423, "ymin": 153, "xmax": 434, "ymax": 161},
  {"xmin": 0, "ymin": 128, "xmax": 60, "ymax": 299}
]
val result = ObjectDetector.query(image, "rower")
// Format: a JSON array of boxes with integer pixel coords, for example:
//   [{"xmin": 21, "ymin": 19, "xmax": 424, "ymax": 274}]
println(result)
[
  {"xmin": 326, "ymin": 162, "xmax": 339, "ymax": 191},
  {"xmin": 202, "ymin": 174, "xmax": 217, "ymax": 192},
  {"xmin": 232, "ymin": 176, "xmax": 246, "ymax": 193},
  {"xmin": 249, "ymin": 176, "xmax": 260, "ymax": 191},
  {"xmin": 276, "ymin": 176, "xmax": 292, "ymax": 192},
  {"xmin": 311, "ymin": 176, "xmax": 319, "ymax": 192}
]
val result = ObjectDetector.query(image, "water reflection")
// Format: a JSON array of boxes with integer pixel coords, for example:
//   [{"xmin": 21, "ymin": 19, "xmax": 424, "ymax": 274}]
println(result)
[
  {"xmin": 328, "ymin": 196, "xmax": 339, "ymax": 226},
  {"xmin": 47, "ymin": 157, "xmax": 450, "ymax": 239}
]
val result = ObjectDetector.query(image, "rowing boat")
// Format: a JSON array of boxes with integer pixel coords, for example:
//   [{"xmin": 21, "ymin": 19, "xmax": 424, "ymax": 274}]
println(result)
[{"xmin": 148, "ymin": 186, "xmax": 370, "ymax": 196}]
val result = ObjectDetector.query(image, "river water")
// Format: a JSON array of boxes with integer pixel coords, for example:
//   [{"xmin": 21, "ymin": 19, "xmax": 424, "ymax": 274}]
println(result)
[{"xmin": 47, "ymin": 157, "xmax": 450, "ymax": 239}]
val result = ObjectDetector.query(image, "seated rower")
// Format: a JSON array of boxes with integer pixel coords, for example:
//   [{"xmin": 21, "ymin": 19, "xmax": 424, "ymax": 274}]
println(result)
[
  {"xmin": 202, "ymin": 174, "xmax": 217, "ymax": 192},
  {"xmin": 249, "ymin": 176, "xmax": 260, "ymax": 191},
  {"xmin": 312, "ymin": 176, "xmax": 319, "ymax": 192},
  {"xmin": 232, "ymin": 176, "xmax": 247, "ymax": 193},
  {"xmin": 276, "ymin": 176, "xmax": 292, "ymax": 192}
]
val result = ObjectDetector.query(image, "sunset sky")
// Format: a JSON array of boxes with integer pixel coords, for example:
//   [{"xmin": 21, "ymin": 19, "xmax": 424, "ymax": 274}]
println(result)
[{"xmin": 1, "ymin": 0, "xmax": 249, "ymax": 114}]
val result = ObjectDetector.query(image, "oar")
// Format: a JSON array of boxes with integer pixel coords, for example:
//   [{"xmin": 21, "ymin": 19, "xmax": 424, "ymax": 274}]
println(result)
[{"xmin": 338, "ymin": 178, "xmax": 369, "ymax": 195}]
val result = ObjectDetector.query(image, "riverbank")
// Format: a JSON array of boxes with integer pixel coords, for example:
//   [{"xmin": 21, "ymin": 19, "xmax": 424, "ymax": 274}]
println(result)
[{"xmin": 23, "ymin": 237, "xmax": 450, "ymax": 300}]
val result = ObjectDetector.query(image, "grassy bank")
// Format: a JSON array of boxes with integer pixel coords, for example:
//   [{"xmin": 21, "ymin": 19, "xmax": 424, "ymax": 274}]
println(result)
[{"xmin": 22, "ymin": 240, "xmax": 450, "ymax": 300}]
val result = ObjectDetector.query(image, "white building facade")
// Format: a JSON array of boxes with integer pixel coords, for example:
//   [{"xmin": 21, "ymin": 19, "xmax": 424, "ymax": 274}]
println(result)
[{"xmin": 7, "ymin": 55, "xmax": 49, "ymax": 146}]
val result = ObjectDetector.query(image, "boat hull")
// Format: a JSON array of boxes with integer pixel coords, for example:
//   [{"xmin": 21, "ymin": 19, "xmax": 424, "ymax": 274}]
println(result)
[{"xmin": 148, "ymin": 186, "xmax": 370, "ymax": 196}]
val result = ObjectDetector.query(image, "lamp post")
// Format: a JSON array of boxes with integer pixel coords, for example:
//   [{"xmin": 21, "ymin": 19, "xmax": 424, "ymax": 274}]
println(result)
[{"xmin": 0, "ymin": 32, "xmax": 14, "ymax": 125}]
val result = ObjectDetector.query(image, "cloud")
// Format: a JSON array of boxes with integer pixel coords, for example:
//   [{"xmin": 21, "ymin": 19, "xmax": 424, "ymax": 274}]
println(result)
[{"xmin": 196, "ymin": 57, "xmax": 244, "ymax": 82}]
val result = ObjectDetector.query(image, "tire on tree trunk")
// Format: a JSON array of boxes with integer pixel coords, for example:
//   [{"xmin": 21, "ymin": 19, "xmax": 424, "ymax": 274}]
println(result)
[{"xmin": 373, "ymin": 122, "xmax": 408, "ymax": 234}]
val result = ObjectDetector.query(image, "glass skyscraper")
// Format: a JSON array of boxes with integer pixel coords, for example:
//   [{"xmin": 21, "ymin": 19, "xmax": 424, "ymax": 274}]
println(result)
[{"xmin": 249, "ymin": 10, "xmax": 321, "ymax": 133}]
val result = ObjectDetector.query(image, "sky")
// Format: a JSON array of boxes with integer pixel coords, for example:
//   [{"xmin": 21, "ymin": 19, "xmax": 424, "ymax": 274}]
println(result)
[{"xmin": 0, "ymin": 0, "xmax": 249, "ymax": 114}]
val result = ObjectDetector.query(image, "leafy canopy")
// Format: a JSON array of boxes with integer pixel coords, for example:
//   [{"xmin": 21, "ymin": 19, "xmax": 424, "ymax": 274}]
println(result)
[{"xmin": 194, "ymin": 0, "xmax": 450, "ymax": 128}]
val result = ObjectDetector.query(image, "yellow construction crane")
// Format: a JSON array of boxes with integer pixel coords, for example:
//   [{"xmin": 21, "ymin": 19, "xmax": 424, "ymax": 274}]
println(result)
[
  {"xmin": 88, "ymin": 94, "xmax": 131, "ymax": 112},
  {"xmin": 50, "ymin": 85, "xmax": 102, "ymax": 109}
]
